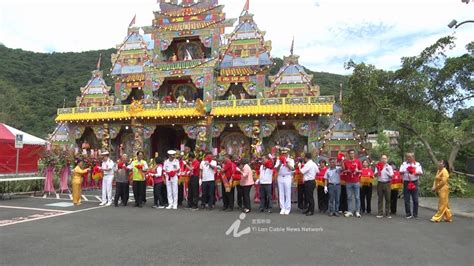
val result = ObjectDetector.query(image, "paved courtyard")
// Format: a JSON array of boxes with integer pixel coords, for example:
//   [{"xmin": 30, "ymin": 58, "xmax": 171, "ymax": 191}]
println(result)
[{"xmin": 1, "ymin": 189, "xmax": 473, "ymax": 265}]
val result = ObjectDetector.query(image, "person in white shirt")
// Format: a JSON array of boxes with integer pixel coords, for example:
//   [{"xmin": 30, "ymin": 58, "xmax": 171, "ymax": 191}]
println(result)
[
  {"xmin": 99, "ymin": 151, "xmax": 115, "ymax": 206},
  {"xmin": 375, "ymin": 155, "xmax": 394, "ymax": 218},
  {"xmin": 259, "ymin": 155, "xmax": 274, "ymax": 213},
  {"xmin": 275, "ymin": 147, "xmax": 295, "ymax": 215},
  {"xmin": 399, "ymin": 152, "xmax": 423, "ymax": 219},
  {"xmin": 298, "ymin": 153, "xmax": 319, "ymax": 216},
  {"xmin": 200, "ymin": 152, "xmax": 218, "ymax": 209},
  {"xmin": 164, "ymin": 150, "xmax": 180, "ymax": 209}
]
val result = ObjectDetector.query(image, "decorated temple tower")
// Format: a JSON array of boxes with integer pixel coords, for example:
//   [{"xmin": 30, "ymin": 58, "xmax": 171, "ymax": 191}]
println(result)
[{"xmin": 53, "ymin": 0, "xmax": 340, "ymax": 160}]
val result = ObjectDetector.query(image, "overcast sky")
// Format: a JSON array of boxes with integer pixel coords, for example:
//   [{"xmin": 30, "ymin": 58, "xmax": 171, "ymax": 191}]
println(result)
[{"xmin": 0, "ymin": 0, "xmax": 472, "ymax": 76}]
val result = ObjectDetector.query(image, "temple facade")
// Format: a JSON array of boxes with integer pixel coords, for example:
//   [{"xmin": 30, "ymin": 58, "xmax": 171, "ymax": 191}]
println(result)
[{"xmin": 53, "ymin": 0, "xmax": 342, "ymax": 159}]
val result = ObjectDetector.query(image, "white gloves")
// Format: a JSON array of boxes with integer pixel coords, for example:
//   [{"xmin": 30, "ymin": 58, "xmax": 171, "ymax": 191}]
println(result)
[
  {"xmin": 324, "ymin": 186, "xmax": 328, "ymax": 194},
  {"xmin": 199, "ymin": 179, "xmax": 202, "ymax": 186}
]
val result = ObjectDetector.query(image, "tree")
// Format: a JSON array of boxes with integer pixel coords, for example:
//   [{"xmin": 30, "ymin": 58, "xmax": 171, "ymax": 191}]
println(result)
[{"xmin": 344, "ymin": 36, "xmax": 474, "ymax": 171}]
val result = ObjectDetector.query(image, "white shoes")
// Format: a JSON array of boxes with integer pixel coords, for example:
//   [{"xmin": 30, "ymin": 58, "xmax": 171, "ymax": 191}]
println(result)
[
  {"xmin": 344, "ymin": 211, "xmax": 353, "ymax": 217},
  {"xmin": 280, "ymin": 209, "xmax": 285, "ymax": 215},
  {"xmin": 355, "ymin": 212, "xmax": 361, "ymax": 218},
  {"xmin": 99, "ymin": 202, "xmax": 106, "ymax": 206},
  {"xmin": 105, "ymin": 202, "xmax": 112, "ymax": 207},
  {"xmin": 172, "ymin": 206, "xmax": 177, "ymax": 210},
  {"xmin": 284, "ymin": 210, "xmax": 290, "ymax": 215},
  {"xmin": 158, "ymin": 206, "xmax": 165, "ymax": 209},
  {"xmin": 165, "ymin": 205, "xmax": 172, "ymax": 209}
]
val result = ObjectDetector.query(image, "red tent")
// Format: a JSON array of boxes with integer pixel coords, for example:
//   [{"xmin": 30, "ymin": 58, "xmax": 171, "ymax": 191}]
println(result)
[{"xmin": 0, "ymin": 123, "xmax": 46, "ymax": 175}]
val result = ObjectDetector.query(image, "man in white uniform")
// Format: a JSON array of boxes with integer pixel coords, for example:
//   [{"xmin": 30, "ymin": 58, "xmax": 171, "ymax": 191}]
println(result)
[
  {"xmin": 100, "ymin": 151, "xmax": 115, "ymax": 206},
  {"xmin": 164, "ymin": 150, "xmax": 180, "ymax": 210},
  {"xmin": 275, "ymin": 147, "xmax": 295, "ymax": 215}
]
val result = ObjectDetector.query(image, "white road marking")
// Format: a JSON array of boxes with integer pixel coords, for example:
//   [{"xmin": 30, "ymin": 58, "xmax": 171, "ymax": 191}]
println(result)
[
  {"xmin": 69, "ymin": 194, "xmax": 73, "ymax": 200},
  {"xmin": 81, "ymin": 195, "xmax": 88, "ymax": 201},
  {"xmin": 0, "ymin": 205, "xmax": 71, "ymax": 213},
  {"xmin": 0, "ymin": 205, "xmax": 106, "ymax": 227},
  {"xmin": 42, "ymin": 194, "xmax": 47, "ymax": 198},
  {"xmin": 95, "ymin": 196, "xmax": 102, "ymax": 201}
]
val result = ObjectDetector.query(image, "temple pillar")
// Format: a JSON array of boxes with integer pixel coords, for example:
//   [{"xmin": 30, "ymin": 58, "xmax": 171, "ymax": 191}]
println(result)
[
  {"xmin": 131, "ymin": 119, "xmax": 144, "ymax": 157},
  {"xmin": 102, "ymin": 123, "xmax": 110, "ymax": 152}
]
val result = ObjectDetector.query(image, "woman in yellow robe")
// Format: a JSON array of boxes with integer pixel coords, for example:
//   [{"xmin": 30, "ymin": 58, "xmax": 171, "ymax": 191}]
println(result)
[
  {"xmin": 72, "ymin": 160, "xmax": 90, "ymax": 206},
  {"xmin": 430, "ymin": 160, "xmax": 453, "ymax": 222}
]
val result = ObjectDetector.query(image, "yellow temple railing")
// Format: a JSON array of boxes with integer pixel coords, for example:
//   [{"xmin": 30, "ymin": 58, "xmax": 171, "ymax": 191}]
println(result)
[
  {"xmin": 55, "ymin": 96, "xmax": 334, "ymax": 122},
  {"xmin": 211, "ymin": 96, "xmax": 334, "ymax": 117},
  {"xmin": 55, "ymin": 102, "xmax": 203, "ymax": 122}
]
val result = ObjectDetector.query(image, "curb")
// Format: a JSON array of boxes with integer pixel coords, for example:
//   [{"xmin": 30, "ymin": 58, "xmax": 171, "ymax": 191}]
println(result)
[{"xmin": 419, "ymin": 204, "xmax": 474, "ymax": 219}]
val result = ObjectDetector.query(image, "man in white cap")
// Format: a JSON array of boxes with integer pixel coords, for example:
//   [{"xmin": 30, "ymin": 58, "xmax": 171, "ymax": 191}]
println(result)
[
  {"xmin": 99, "ymin": 151, "xmax": 115, "ymax": 206},
  {"xmin": 275, "ymin": 147, "xmax": 295, "ymax": 215},
  {"xmin": 164, "ymin": 150, "xmax": 180, "ymax": 209}
]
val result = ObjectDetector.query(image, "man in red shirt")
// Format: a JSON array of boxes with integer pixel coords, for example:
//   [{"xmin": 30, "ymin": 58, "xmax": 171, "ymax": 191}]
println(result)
[
  {"xmin": 342, "ymin": 149, "xmax": 363, "ymax": 217},
  {"xmin": 316, "ymin": 160, "xmax": 328, "ymax": 213},
  {"xmin": 221, "ymin": 154, "xmax": 236, "ymax": 211},
  {"xmin": 186, "ymin": 152, "xmax": 201, "ymax": 210}
]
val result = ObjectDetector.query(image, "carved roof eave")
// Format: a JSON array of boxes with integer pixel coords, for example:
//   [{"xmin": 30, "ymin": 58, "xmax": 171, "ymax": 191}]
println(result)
[
  {"xmin": 154, "ymin": 4, "xmax": 224, "ymax": 18},
  {"xmin": 155, "ymin": 18, "xmax": 236, "ymax": 32}
]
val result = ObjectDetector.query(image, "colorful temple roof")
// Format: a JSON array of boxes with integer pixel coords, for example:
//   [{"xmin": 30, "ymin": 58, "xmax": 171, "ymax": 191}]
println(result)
[
  {"xmin": 268, "ymin": 53, "xmax": 319, "ymax": 97},
  {"xmin": 219, "ymin": 12, "xmax": 272, "ymax": 71},
  {"xmin": 153, "ymin": 0, "xmax": 234, "ymax": 32},
  {"xmin": 56, "ymin": 0, "xmax": 336, "ymax": 123},
  {"xmin": 111, "ymin": 30, "xmax": 151, "ymax": 77},
  {"xmin": 76, "ymin": 69, "xmax": 113, "ymax": 107}
]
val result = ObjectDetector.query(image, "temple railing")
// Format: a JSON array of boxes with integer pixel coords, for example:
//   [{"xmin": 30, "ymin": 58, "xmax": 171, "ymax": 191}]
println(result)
[
  {"xmin": 211, "ymin": 96, "xmax": 335, "ymax": 116},
  {"xmin": 153, "ymin": 59, "xmax": 211, "ymax": 71},
  {"xmin": 56, "ymin": 96, "xmax": 334, "ymax": 122},
  {"xmin": 56, "ymin": 102, "xmax": 202, "ymax": 122},
  {"xmin": 57, "ymin": 102, "xmax": 198, "ymax": 115}
]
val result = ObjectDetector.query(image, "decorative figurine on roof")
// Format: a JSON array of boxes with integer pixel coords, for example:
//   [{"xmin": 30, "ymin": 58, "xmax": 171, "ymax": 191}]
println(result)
[
  {"xmin": 76, "ymin": 56, "xmax": 114, "ymax": 107},
  {"xmin": 217, "ymin": 2, "xmax": 273, "ymax": 99},
  {"xmin": 268, "ymin": 38, "xmax": 319, "ymax": 98}
]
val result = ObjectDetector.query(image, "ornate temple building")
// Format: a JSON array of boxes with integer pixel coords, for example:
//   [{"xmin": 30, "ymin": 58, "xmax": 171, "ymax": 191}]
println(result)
[{"xmin": 53, "ymin": 0, "xmax": 344, "ymax": 159}]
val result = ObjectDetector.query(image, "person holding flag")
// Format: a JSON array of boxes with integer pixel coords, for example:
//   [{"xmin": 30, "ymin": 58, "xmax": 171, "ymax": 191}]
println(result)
[{"xmin": 399, "ymin": 153, "xmax": 423, "ymax": 219}]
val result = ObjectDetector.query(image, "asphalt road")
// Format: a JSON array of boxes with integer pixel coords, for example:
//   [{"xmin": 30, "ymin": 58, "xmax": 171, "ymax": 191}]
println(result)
[{"xmin": 0, "ymin": 190, "xmax": 473, "ymax": 266}]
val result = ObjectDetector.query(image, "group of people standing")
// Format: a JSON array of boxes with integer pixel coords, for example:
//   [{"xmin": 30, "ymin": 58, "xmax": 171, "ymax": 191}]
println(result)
[{"xmin": 70, "ymin": 147, "xmax": 453, "ymax": 223}]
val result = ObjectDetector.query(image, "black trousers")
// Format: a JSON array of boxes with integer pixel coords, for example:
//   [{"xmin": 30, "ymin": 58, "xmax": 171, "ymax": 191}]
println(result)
[
  {"xmin": 187, "ymin": 176, "xmax": 199, "ymax": 208},
  {"xmin": 222, "ymin": 183, "xmax": 234, "ymax": 210},
  {"xmin": 297, "ymin": 184, "xmax": 307, "ymax": 209},
  {"xmin": 141, "ymin": 180, "xmax": 146, "ymax": 203},
  {"xmin": 390, "ymin": 189, "xmax": 399, "ymax": 214},
  {"xmin": 403, "ymin": 181, "xmax": 419, "ymax": 217},
  {"xmin": 201, "ymin": 181, "xmax": 215, "ymax": 207},
  {"xmin": 259, "ymin": 184, "xmax": 272, "ymax": 210},
  {"xmin": 161, "ymin": 183, "xmax": 168, "ymax": 205},
  {"xmin": 178, "ymin": 183, "xmax": 184, "ymax": 206},
  {"xmin": 304, "ymin": 180, "xmax": 316, "ymax": 213},
  {"xmin": 360, "ymin": 184, "xmax": 373, "ymax": 213},
  {"xmin": 241, "ymin": 185, "xmax": 252, "ymax": 211},
  {"xmin": 236, "ymin": 185, "xmax": 243, "ymax": 209},
  {"xmin": 132, "ymin": 181, "xmax": 145, "ymax": 206},
  {"xmin": 317, "ymin": 185, "xmax": 328, "ymax": 212},
  {"xmin": 114, "ymin": 182, "xmax": 129, "ymax": 206},
  {"xmin": 339, "ymin": 184, "xmax": 348, "ymax": 212},
  {"xmin": 153, "ymin": 182, "xmax": 165, "ymax": 206}
]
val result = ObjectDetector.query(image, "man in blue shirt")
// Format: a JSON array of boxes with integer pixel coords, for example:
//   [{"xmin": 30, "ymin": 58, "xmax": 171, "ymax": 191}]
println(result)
[{"xmin": 324, "ymin": 158, "xmax": 342, "ymax": 217}]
